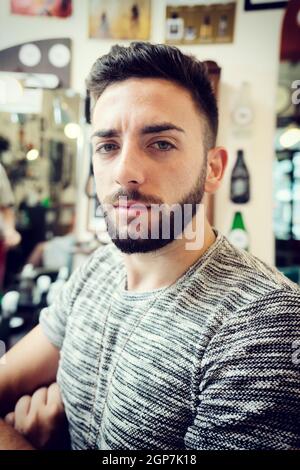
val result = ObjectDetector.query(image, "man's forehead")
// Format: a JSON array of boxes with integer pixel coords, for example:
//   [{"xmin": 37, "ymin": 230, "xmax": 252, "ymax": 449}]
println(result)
[
  {"xmin": 92, "ymin": 78, "xmax": 202, "ymax": 132},
  {"xmin": 93, "ymin": 77, "xmax": 194, "ymax": 108}
]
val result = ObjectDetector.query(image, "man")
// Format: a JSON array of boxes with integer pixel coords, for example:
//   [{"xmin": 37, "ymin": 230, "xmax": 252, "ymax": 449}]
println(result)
[
  {"xmin": 1, "ymin": 42, "xmax": 300, "ymax": 450},
  {"xmin": 0, "ymin": 163, "xmax": 21, "ymax": 248},
  {"xmin": 0, "ymin": 163, "xmax": 21, "ymax": 286}
]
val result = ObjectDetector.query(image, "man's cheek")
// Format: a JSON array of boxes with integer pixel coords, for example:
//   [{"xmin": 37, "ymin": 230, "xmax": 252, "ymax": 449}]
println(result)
[{"xmin": 94, "ymin": 174, "xmax": 109, "ymax": 199}]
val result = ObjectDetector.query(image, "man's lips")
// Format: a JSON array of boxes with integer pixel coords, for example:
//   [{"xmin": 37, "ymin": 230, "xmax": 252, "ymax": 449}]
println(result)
[
  {"xmin": 113, "ymin": 200, "xmax": 150, "ymax": 209},
  {"xmin": 113, "ymin": 200, "xmax": 150, "ymax": 218}
]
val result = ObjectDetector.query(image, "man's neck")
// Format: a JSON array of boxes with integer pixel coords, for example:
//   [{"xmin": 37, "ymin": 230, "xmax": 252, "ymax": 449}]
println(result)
[{"xmin": 121, "ymin": 219, "xmax": 216, "ymax": 293}]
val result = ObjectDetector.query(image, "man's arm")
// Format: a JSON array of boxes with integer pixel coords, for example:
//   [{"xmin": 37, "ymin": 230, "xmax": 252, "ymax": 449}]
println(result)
[
  {"xmin": 3, "ymin": 382, "xmax": 68, "ymax": 450},
  {"xmin": 26, "ymin": 242, "xmax": 47, "ymax": 267},
  {"xmin": 0, "ymin": 325, "xmax": 60, "ymax": 417},
  {"xmin": 0, "ymin": 207, "xmax": 21, "ymax": 249},
  {"xmin": 0, "ymin": 247, "xmax": 97, "ymax": 449}
]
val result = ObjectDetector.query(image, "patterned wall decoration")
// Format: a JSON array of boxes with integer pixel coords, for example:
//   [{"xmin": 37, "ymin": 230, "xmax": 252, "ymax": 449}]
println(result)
[{"xmin": 11, "ymin": 0, "xmax": 72, "ymax": 18}]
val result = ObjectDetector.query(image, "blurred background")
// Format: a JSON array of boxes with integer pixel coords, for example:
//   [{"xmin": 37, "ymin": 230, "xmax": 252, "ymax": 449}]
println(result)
[{"xmin": 0, "ymin": 0, "xmax": 299, "ymax": 350}]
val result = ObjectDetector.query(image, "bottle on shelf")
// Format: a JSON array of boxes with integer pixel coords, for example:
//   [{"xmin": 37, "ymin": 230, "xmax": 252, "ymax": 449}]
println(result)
[
  {"xmin": 0, "ymin": 291, "xmax": 23, "ymax": 343},
  {"xmin": 230, "ymin": 149, "xmax": 250, "ymax": 204},
  {"xmin": 34, "ymin": 275, "xmax": 52, "ymax": 309},
  {"xmin": 18, "ymin": 264, "xmax": 36, "ymax": 308},
  {"xmin": 231, "ymin": 82, "xmax": 254, "ymax": 137},
  {"xmin": 199, "ymin": 15, "xmax": 212, "ymax": 41},
  {"xmin": 228, "ymin": 211, "xmax": 250, "ymax": 252},
  {"xmin": 218, "ymin": 14, "xmax": 229, "ymax": 37},
  {"xmin": 166, "ymin": 12, "xmax": 184, "ymax": 41}
]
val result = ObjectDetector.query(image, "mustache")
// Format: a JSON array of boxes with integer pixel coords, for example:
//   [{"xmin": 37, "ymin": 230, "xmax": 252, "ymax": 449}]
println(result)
[{"xmin": 103, "ymin": 189, "xmax": 163, "ymax": 206}]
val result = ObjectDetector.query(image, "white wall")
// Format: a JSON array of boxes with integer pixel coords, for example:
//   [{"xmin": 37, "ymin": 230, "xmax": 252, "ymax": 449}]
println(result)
[{"xmin": 0, "ymin": 0, "xmax": 284, "ymax": 264}]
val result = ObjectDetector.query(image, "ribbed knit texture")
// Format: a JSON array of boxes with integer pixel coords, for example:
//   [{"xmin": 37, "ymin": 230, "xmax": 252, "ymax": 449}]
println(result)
[{"xmin": 39, "ymin": 229, "xmax": 300, "ymax": 450}]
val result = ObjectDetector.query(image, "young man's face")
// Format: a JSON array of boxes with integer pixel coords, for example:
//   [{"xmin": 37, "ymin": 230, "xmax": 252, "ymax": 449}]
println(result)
[{"xmin": 91, "ymin": 78, "xmax": 210, "ymax": 253}]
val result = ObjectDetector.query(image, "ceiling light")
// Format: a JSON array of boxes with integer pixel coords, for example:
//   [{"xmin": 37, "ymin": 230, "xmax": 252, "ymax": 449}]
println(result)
[
  {"xmin": 279, "ymin": 127, "xmax": 300, "ymax": 148},
  {"xmin": 26, "ymin": 148, "xmax": 39, "ymax": 161},
  {"xmin": 64, "ymin": 122, "xmax": 80, "ymax": 139}
]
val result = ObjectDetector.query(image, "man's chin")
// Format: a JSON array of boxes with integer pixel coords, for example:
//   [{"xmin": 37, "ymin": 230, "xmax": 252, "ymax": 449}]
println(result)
[{"xmin": 110, "ymin": 235, "xmax": 174, "ymax": 254}]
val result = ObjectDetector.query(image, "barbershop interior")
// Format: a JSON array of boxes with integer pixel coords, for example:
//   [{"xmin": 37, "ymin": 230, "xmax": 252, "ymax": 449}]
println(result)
[{"xmin": 0, "ymin": 0, "xmax": 300, "ymax": 452}]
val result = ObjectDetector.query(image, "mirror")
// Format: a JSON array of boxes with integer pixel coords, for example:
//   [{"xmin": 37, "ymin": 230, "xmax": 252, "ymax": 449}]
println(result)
[
  {"xmin": 273, "ymin": 0, "xmax": 300, "ymax": 283},
  {"xmin": 0, "ymin": 76, "xmax": 82, "ymax": 287}
]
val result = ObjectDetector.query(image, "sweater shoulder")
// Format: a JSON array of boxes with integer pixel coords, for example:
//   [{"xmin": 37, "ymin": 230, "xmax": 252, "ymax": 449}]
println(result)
[
  {"xmin": 212, "ymin": 234, "xmax": 299, "ymax": 294},
  {"xmin": 85, "ymin": 241, "xmax": 122, "ymax": 272},
  {"xmin": 185, "ymin": 233, "xmax": 300, "ymax": 317}
]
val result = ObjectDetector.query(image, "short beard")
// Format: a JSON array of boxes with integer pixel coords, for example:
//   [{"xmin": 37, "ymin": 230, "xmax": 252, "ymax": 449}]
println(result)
[{"xmin": 102, "ymin": 165, "xmax": 207, "ymax": 254}]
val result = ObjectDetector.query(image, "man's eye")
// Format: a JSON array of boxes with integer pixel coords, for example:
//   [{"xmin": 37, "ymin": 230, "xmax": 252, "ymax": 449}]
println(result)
[
  {"xmin": 151, "ymin": 141, "xmax": 174, "ymax": 151},
  {"xmin": 95, "ymin": 143, "xmax": 118, "ymax": 154}
]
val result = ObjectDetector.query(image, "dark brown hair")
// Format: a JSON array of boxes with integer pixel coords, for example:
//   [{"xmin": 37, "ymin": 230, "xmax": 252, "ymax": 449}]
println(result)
[{"xmin": 86, "ymin": 41, "xmax": 218, "ymax": 150}]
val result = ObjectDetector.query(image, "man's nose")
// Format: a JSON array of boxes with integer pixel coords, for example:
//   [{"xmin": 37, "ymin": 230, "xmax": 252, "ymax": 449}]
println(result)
[{"xmin": 114, "ymin": 142, "xmax": 146, "ymax": 187}]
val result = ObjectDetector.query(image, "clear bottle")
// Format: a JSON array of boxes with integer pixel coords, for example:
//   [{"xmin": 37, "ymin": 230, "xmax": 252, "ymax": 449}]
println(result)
[
  {"xmin": 218, "ymin": 14, "xmax": 228, "ymax": 37},
  {"xmin": 166, "ymin": 12, "xmax": 184, "ymax": 41},
  {"xmin": 231, "ymin": 82, "xmax": 254, "ymax": 137}
]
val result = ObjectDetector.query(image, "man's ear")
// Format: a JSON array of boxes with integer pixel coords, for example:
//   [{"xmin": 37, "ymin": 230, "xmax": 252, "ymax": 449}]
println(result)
[{"xmin": 204, "ymin": 146, "xmax": 228, "ymax": 194}]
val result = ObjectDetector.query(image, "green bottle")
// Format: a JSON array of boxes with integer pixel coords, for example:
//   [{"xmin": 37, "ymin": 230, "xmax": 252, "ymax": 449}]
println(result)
[{"xmin": 228, "ymin": 211, "xmax": 249, "ymax": 251}]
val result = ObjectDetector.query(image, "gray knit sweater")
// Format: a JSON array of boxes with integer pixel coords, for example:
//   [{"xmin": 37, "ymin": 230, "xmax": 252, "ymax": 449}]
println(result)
[{"xmin": 39, "ymin": 229, "xmax": 300, "ymax": 450}]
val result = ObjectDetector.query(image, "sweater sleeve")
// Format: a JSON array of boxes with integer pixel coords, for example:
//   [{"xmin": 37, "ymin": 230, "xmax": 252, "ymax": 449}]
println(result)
[{"xmin": 184, "ymin": 288, "xmax": 300, "ymax": 450}]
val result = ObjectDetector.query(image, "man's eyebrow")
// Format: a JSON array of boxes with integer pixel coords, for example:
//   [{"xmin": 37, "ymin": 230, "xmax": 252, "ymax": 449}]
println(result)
[
  {"xmin": 141, "ymin": 123, "xmax": 185, "ymax": 134},
  {"xmin": 91, "ymin": 129, "xmax": 119, "ymax": 139},
  {"xmin": 91, "ymin": 122, "xmax": 185, "ymax": 140}
]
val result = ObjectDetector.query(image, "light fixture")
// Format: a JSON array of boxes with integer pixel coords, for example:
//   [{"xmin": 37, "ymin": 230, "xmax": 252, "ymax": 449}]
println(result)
[
  {"xmin": 280, "ymin": 127, "xmax": 300, "ymax": 148},
  {"xmin": 26, "ymin": 148, "xmax": 39, "ymax": 161},
  {"xmin": 0, "ymin": 75, "xmax": 23, "ymax": 104},
  {"xmin": 64, "ymin": 122, "xmax": 81, "ymax": 139}
]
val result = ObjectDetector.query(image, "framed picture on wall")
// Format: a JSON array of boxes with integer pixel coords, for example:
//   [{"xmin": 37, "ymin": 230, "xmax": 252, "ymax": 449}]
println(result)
[
  {"xmin": 10, "ymin": 0, "xmax": 72, "ymax": 17},
  {"xmin": 89, "ymin": 0, "xmax": 151, "ymax": 40},
  {"xmin": 244, "ymin": 0, "xmax": 288, "ymax": 10},
  {"xmin": 165, "ymin": 2, "xmax": 236, "ymax": 45}
]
